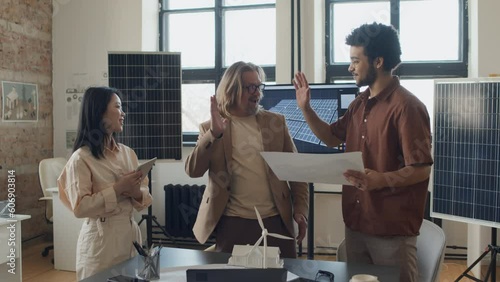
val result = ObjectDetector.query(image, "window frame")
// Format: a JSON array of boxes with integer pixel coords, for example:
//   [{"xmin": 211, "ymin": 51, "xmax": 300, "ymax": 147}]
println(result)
[
  {"xmin": 159, "ymin": 1, "xmax": 276, "ymax": 141},
  {"xmin": 325, "ymin": 0, "xmax": 469, "ymax": 81}
]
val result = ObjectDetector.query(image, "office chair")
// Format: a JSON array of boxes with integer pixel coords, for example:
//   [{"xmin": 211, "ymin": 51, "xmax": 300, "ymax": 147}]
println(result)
[
  {"xmin": 336, "ymin": 219, "xmax": 446, "ymax": 282},
  {"xmin": 38, "ymin": 157, "xmax": 67, "ymax": 258},
  {"xmin": 416, "ymin": 219, "xmax": 446, "ymax": 282},
  {"xmin": 336, "ymin": 239, "xmax": 347, "ymax": 262}
]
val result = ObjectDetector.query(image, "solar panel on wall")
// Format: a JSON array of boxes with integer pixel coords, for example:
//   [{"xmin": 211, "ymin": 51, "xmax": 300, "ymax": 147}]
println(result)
[
  {"xmin": 432, "ymin": 79, "xmax": 500, "ymax": 227},
  {"xmin": 108, "ymin": 52, "xmax": 182, "ymax": 160}
]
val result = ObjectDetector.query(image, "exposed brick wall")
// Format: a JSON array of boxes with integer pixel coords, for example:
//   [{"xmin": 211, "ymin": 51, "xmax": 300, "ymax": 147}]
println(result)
[{"xmin": 0, "ymin": 0, "xmax": 53, "ymax": 241}]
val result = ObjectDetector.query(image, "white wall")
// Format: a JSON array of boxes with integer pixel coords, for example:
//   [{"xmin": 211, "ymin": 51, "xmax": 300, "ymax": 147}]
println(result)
[
  {"xmin": 276, "ymin": 0, "xmax": 325, "ymax": 84},
  {"xmin": 301, "ymin": 0, "xmax": 325, "ymax": 83},
  {"xmin": 467, "ymin": 0, "xmax": 500, "ymax": 276},
  {"xmin": 142, "ymin": 1, "xmax": 159, "ymax": 52},
  {"xmin": 469, "ymin": 0, "xmax": 500, "ymax": 78},
  {"xmin": 275, "ymin": 0, "xmax": 292, "ymax": 84},
  {"xmin": 53, "ymin": 0, "xmax": 156, "ymax": 158}
]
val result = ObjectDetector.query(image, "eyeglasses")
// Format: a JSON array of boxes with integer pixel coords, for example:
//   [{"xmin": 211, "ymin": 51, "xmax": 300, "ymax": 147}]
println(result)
[{"xmin": 244, "ymin": 83, "xmax": 265, "ymax": 94}]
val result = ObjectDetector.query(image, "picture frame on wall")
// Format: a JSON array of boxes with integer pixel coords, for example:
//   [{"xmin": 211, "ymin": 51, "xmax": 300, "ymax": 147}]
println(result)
[
  {"xmin": 2, "ymin": 81, "xmax": 38, "ymax": 122},
  {"xmin": 66, "ymin": 130, "xmax": 77, "ymax": 150}
]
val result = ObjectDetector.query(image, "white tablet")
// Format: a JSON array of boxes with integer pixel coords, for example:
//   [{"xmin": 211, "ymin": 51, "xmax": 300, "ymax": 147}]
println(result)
[{"xmin": 136, "ymin": 157, "xmax": 157, "ymax": 176}]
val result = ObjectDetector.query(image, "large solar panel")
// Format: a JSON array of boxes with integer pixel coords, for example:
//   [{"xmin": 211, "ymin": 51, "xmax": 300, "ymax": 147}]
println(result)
[
  {"xmin": 284, "ymin": 120, "xmax": 304, "ymax": 138},
  {"xmin": 108, "ymin": 52, "xmax": 182, "ymax": 160},
  {"xmin": 261, "ymin": 84, "xmax": 358, "ymax": 153},
  {"xmin": 432, "ymin": 79, "xmax": 500, "ymax": 227}
]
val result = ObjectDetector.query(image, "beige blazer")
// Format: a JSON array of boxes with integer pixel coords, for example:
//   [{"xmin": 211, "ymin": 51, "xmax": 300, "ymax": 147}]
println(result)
[{"xmin": 185, "ymin": 110, "xmax": 309, "ymax": 244}]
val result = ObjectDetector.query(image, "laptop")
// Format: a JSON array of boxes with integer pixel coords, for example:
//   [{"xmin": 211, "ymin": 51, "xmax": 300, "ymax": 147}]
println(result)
[{"xmin": 186, "ymin": 268, "xmax": 287, "ymax": 282}]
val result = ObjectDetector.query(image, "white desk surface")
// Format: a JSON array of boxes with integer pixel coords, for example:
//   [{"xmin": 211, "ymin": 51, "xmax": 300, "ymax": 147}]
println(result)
[
  {"xmin": 0, "ymin": 214, "xmax": 30, "ymax": 282},
  {"xmin": 0, "ymin": 214, "xmax": 31, "ymax": 225}
]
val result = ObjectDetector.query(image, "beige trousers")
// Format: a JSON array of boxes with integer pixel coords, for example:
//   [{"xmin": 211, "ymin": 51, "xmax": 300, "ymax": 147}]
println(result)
[
  {"xmin": 345, "ymin": 227, "xmax": 418, "ymax": 282},
  {"xmin": 76, "ymin": 215, "xmax": 141, "ymax": 281}
]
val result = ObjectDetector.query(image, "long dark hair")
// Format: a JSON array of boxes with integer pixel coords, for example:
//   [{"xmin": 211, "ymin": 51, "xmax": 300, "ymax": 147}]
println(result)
[{"xmin": 73, "ymin": 86, "xmax": 122, "ymax": 159}]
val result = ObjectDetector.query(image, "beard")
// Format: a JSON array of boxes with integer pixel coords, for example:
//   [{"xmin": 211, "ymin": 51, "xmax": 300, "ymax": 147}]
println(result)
[
  {"xmin": 246, "ymin": 103, "xmax": 260, "ymax": 116},
  {"xmin": 356, "ymin": 64, "xmax": 377, "ymax": 87}
]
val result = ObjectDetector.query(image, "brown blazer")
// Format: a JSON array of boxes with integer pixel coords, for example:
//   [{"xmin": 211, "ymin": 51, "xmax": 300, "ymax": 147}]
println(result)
[{"xmin": 185, "ymin": 110, "xmax": 309, "ymax": 244}]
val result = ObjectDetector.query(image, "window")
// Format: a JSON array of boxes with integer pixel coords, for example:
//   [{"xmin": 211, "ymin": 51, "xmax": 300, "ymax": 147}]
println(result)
[
  {"xmin": 160, "ymin": 0, "xmax": 276, "ymax": 138},
  {"xmin": 399, "ymin": 79, "xmax": 435, "ymax": 132},
  {"xmin": 326, "ymin": 0, "xmax": 468, "ymax": 81}
]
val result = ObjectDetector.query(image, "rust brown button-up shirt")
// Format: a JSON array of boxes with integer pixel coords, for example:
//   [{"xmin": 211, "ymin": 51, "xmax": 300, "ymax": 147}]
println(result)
[{"xmin": 331, "ymin": 77, "xmax": 433, "ymax": 236}]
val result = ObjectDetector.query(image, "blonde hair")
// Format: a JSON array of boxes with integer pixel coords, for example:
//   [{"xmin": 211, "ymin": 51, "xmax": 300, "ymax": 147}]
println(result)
[{"xmin": 216, "ymin": 61, "xmax": 266, "ymax": 118}]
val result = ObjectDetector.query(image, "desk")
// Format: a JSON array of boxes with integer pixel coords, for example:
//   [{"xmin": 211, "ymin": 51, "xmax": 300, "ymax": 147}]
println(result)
[
  {"xmin": 47, "ymin": 187, "xmax": 85, "ymax": 271},
  {"xmin": 82, "ymin": 247, "xmax": 400, "ymax": 282},
  {"xmin": 0, "ymin": 214, "xmax": 31, "ymax": 282}
]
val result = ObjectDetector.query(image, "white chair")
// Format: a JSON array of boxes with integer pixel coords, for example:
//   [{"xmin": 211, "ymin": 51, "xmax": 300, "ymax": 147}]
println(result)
[
  {"xmin": 336, "ymin": 239, "xmax": 347, "ymax": 262},
  {"xmin": 38, "ymin": 157, "xmax": 67, "ymax": 258},
  {"xmin": 416, "ymin": 219, "xmax": 446, "ymax": 282},
  {"xmin": 336, "ymin": 219, "xmax": 446, "ymax": 282}
]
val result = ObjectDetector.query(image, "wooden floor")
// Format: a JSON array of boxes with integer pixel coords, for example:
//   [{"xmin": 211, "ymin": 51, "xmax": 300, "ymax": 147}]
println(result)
[
  {"xmin": 21, "ymin": 236, "xmax": 497, "ymax": 282},
  {"xmin": 22, "ymin": 237, "xmax": 76, "ymax": 282}
]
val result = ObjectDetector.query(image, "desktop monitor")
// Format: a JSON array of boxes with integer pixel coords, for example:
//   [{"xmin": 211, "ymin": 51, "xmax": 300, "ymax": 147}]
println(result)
[{"xmin": 261, "ymin": 83, "xmax": 358, "ymax": 154}]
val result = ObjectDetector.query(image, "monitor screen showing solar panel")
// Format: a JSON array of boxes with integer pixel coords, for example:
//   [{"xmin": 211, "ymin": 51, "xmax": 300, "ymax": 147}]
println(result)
[{"xmin": 261, "ymin": 84, "xmax": 358, "ymax": 153}]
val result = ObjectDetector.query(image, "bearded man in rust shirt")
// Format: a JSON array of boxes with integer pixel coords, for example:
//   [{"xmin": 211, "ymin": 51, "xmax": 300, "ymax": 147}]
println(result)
[{"xmin": 293, "ymin": 23, "xmax": 433, "ymax": 282}]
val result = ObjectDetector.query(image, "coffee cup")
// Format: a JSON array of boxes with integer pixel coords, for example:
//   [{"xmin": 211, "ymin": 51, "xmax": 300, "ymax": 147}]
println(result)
[{"xmin": 350, "ymin": 274, "xmax": 379, "ymax": 282}]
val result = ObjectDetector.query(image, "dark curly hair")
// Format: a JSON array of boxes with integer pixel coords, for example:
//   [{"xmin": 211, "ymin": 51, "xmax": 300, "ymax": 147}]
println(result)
[{"xmin": 345, "ymin": 22, "xmax": 402, "ymax": 71}]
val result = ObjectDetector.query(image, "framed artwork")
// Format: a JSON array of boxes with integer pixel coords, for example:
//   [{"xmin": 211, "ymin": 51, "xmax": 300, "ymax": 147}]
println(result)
[
  {"xmin": 2, "ymin": 81, "xmax": 38, "ymax": 122},
  {"xmin": 66, "ymin": 130, "xmax": 77, "ymax": 150}
]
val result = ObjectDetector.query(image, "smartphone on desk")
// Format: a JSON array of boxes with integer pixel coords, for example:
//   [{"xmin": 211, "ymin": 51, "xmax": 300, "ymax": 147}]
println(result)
[
  {"xmin": 107, "ymin": 275, "xmax": 148, "ymax": 282},
  {"xmin": 290, "ymin": 278, "xmax": 316, "ymax": 282}
]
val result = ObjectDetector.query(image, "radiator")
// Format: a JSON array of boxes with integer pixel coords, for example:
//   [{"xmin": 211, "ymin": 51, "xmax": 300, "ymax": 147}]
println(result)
[{"xmin": 164, "ymin": 184, "xmax": 206, "ymax": 238}]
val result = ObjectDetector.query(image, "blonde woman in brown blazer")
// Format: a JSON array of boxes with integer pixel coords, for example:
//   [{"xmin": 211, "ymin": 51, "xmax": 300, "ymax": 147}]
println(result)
[{"xmin": 185, "ymin": 61, "xmax": 309, "ymax": 258}]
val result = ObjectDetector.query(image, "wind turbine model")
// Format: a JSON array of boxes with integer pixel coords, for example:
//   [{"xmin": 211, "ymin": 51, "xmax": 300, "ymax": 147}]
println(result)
[{"xmin": 228, "ymin": 206, "xmax": 294, "ymax": 269}]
